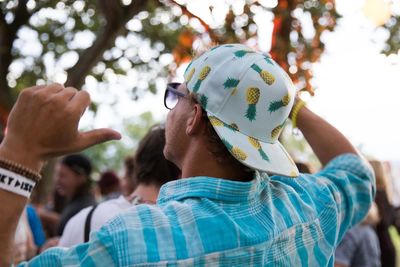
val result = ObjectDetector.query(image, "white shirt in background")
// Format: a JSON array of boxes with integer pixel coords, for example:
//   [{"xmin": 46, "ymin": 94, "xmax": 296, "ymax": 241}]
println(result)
[{"xmin": 59, "ymin": 195, "xmax": 134, "ymax": 247}]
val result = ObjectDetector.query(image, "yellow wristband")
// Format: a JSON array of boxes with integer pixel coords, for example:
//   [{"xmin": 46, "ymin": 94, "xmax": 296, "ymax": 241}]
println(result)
[{"xmin": 290, "ymin": 99, "xmax": 306, "ymax": 129}]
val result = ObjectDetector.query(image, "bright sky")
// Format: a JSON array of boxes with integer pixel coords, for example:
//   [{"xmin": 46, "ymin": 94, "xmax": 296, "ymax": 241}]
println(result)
[
  {"xmin": 77, "ymin": 0, "xmax": 400, "ymax": 161},
  {"xmin": 309, "ymin": 0, "xmax": 400, "ymax": 161}
]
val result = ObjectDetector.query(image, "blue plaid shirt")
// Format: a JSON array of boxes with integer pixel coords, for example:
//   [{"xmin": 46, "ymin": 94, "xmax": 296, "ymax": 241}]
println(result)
[{"xmin": 20, "ymin": 154, "xmax": 375, "ymax": 266}]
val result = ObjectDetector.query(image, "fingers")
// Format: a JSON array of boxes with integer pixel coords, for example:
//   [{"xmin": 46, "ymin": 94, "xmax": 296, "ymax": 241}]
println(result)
[
  {"xmin": 25, "ymin": 85, "xmax": 47, "ymax": 91},
  {"xmin": 68, "ymin": 90, "xmax": 91, "ymax": 117},
  {"xmin": 36, "ymin": 83, "xmax": 65, "ymax": 95},
  {"xmin": 54, "ymin": 86, "xmax": 78, "ymax": 101},
  {"xmin": 23, "ymin": 84, "xmax": 64, "ymax": 97},
  {"xmin": 74, "ymin": 129, "xmax": 121, "ymax": 151}
]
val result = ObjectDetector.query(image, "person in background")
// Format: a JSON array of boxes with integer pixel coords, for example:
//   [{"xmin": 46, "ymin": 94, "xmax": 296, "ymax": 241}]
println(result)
[
  {"xmin": 120, "ymin": 156, "xmax": 136, "ymax": 197},
  {"xmin": 39, "ymin": 154, "xmax": 97, "ymax": 251},
  {"xmin": 36, "ymin": 189, "xmax": 67, "ymax": 238},
  {"xmin": 96, "ymin": 170, "xmax": 121, "ymax": 201},
  {"xmin": 55, "ymin": 154, "xmax": 96, "ymax": 236},
  {"xmin": 370, "ymin": 160, "xmax": 397, "ymax": 267},
  {"xmin": 13, "ymin": 209, "xmax": 36, "ymax": 264},
  {"xmin": 25, "ymin": 204, "xmax": 46, "ymax": 251},
  {"xmin": 335, "ymin": 203, "xmax": 381, "ymax": 267},
  {"xmin": 59, "ymin": 125, "xmax": 180, "ymax": 247}
]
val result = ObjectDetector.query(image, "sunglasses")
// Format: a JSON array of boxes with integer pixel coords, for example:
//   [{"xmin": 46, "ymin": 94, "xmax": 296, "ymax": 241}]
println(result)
[{"xmin": 164, "ymin": 83, "xmax": 188, "ymax": 110}]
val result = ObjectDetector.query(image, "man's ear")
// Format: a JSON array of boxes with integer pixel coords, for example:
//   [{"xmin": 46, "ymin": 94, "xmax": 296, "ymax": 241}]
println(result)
[{"xmin": 186, "ymin": 103, "xmax": 204, "ymax": 136}]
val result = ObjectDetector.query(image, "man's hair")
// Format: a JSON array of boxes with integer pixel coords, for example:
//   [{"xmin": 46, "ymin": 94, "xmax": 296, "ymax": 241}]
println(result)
[
  {"xmin": 189, "ymin": 94, "xmax": 254, "ymax": 179},
  {"xmin": 188, "ymin": 46, "xmax": 254, "ymax": 179},
  {"xmin": 134, "ymin": 125, "xmax": 180, "ymax": 187}
]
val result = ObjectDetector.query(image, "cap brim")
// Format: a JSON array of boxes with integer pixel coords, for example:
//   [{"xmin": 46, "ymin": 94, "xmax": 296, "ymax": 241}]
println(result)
[{"xmin": 209, "ymin": 114, "xmax": 299, "ymax": 178}]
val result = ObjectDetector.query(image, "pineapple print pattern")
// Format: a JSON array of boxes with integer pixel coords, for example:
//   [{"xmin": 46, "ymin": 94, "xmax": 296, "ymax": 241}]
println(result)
[
  {"xmin": 234, "ymin": 50, "xmax": 255, "ymax": 58},
  {"xmin": 199, "ymin": 94, "xmax": 208, "ymax": 109},
  {"xmin": 231, "ymin": 88, "xmax": 238, "ymax": 96},
  {"xmin": 268, "ymin": 93, "xmax": 291, "ymax": 113},
  {"xmin": 264, "ymin": 55, "xmax": 274, "ymax": 65},
  {"xmin": 184, "ymin": 59, "xmax": 194, "ymax": 77},
  {"xmin": 185, "ymin": 68, "xmax": 195, "ymax": 83},
  {"xmin": 248, "ymin": 137, "xmax": 270, "ymax": 161},
  {"xmin": 232, "ymin": 147, "xmax": 248, "ymax": 161},
  {"xmin": 209, "ymin": 116, "xmax": 238, "ymax": 132},
  {"xmin": 251, "ymin": 64, "xmax": 275, "ymax": 85},
  {"xmin": 223, "ymin": 77, "xmax": 240, "ymax": 90},
  {"xmin": 245, "ymin": 87, "xmax": 260, "ymax": 121},
  {"xmin": 193, "ymin": 66, "xmax": 211, "ymax": 93},
  {"xmin": 271, "ymin": 121, "xmax": 286, "ymax": 140},
  {"xmin": 223, "ymin": 77, "xmax": 240, "ymax": 96},
  {"xmin": 209, "ymin": 116, "xmax": 224, "ymax": 127},
  {"xmin": 222, "ymin": 139, "xmax": 248, "ymax": 161},
  {"xmin": 229, "ymin": 123, "xmax": 239, "ymax": 131}
]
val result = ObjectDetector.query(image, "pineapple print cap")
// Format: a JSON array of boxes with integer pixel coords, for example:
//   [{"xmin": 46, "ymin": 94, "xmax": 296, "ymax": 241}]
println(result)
[{"xmin": 184, "ymin": 44, "xmax": 299, "ymax": 177}]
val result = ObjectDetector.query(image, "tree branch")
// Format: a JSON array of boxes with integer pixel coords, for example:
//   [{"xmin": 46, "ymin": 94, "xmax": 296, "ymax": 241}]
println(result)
[
  {"xmin": 65, "ymin": 0, "xmax": 149, "ymax": 88},
  {"xmin": 169, "ymin": 1, "xmax": 233, "ymax": 44},
  {"xmin": 9, "ymin": 0, "xmax": 30, "ymax": 37}
]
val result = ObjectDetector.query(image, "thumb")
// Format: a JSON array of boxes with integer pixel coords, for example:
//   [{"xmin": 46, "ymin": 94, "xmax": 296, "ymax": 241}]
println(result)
[{"xmin": 75, "ymin": 128, "xmax": 121, "ymax": 151}]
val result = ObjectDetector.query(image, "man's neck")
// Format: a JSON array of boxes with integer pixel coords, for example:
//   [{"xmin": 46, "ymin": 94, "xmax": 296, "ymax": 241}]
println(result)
[{"xmin": 180, "ymin": 144, "xmax": 253, "ymax": 182}]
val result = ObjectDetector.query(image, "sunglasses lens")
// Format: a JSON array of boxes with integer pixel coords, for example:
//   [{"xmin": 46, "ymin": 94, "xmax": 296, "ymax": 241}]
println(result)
[{"xmin": 165, "ymin": 89, "xmax": 178, "ymax": 110}]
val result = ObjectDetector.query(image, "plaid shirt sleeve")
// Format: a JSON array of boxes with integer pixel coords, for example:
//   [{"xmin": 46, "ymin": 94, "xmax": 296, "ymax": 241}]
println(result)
[
  {"xmin": 17, "ymin": 225, "xmax": 117, "ymax": 266},
  {"xmin": 313, "ymin": 153, "xmax": 376, "ymax": 243}
]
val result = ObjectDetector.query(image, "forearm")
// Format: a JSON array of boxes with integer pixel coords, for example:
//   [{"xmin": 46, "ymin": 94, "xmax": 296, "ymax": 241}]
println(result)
[
  {"xmin": 0, "ymin": 147, "xmax": 42, "ymax": 266},
  {"xmin": 295, "ymin": 105, "xmax": 358, "ymax": 166}
]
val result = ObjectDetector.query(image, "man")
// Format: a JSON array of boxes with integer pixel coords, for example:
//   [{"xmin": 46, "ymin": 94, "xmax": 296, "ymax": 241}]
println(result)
[
  {"xmin": 58, "ymin": 126, "xmax": 180, "ymax": 247},
  {"xmin": 0, "ymin": 44, "xmax": 374, "ymax": 266}
]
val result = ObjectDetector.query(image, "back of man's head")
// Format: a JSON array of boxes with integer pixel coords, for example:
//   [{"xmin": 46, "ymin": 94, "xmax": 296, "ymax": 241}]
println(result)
[
  {"xmin": 134, "ymin": 125, "xmax": 180, "ymax": 188},
  {"xmin": 184, "ymin": 44, "xmax": 299, "ymax": 177}
]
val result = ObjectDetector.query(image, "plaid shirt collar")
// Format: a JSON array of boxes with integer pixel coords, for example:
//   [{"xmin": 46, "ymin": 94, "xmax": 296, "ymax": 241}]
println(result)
[{"xmin": 157, "ymin": 173, "xmax": 270, "ymax": 205}]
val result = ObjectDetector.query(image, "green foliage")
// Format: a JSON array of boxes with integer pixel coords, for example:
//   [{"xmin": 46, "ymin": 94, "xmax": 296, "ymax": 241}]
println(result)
[
  {"xmin": 280, "ymin": 121, "xmax": 321, "ymax": 171},
  {"xmin": 1, "ymin": 0, "xmax": 193, "ymax": 111},
  {"xmin": 382, "ymin": 15, "xmax": 400, "ymax": 55},
  {"xmin": 82, "ymin": 111, "xmax": 158, "ymax": 175}
]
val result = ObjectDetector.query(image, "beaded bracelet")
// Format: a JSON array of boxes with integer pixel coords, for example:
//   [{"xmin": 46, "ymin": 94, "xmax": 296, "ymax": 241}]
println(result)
[
  {"xmin": 290, "ymin": 99, "xmax": 306, "ymax": 129},
  {"xmin": 0, "ymin": 158, "xmax": 41, "ymax": 182}
]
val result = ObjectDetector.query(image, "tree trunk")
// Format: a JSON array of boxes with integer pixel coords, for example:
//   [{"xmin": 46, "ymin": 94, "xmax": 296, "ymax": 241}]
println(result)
[
  {"xmin": 65, "ymin": 0, "xmax": 149, "ymax": 88},
  {"xmin": 0, "ymin": 15, "xmax": 15, "ymax": 133}
]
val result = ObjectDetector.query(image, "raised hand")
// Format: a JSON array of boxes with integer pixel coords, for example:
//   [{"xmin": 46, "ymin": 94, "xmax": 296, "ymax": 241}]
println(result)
[{"xmin": 0, "ymin": 84, "xmax": 121, "ymax": 171}]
